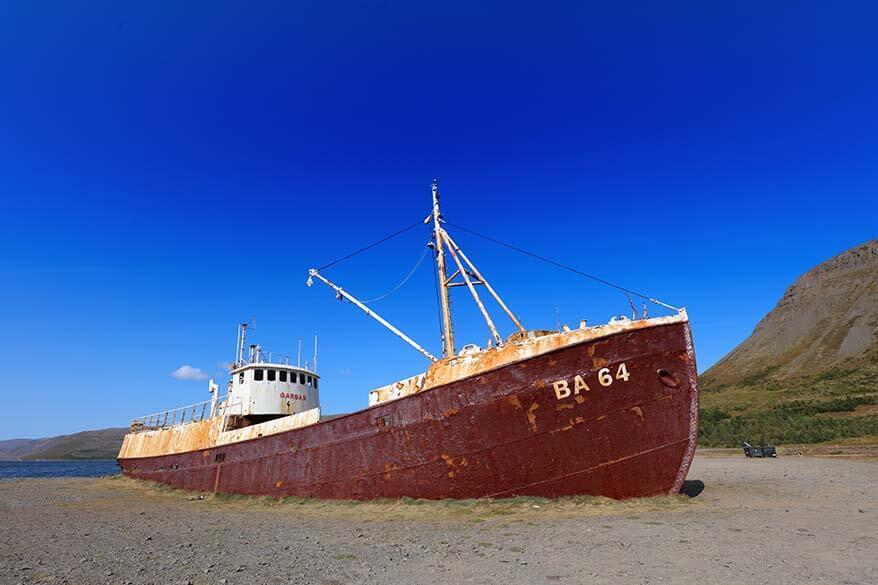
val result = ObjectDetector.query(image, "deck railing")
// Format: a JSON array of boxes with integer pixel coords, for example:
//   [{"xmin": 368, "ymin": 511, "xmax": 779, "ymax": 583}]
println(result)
[
  {"xmin": 233, "ymin": 351, "xmax": 301, "ymax": 369},
  {"xmin": 129, "ymin": 395, "xmax": 242, "ymax": 433}
]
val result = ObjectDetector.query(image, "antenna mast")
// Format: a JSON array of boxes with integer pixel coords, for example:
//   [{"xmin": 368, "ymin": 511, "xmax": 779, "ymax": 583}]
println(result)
[
  {"xmin": 313, "ymin": 335, "xmax": 318, "ymax": 372},
  {"xmin": 431, "ymin": 179, "xmax": 456, "ymax": 357},
  {"xmin": 236, "ymin": 323, "xmax": 248, "ymax": 365}
]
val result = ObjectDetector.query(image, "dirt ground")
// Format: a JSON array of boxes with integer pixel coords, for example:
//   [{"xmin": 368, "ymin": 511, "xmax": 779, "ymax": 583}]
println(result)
[{"xmin": 0, "ymin": 453, "xmax": 875, "ymax": 585}]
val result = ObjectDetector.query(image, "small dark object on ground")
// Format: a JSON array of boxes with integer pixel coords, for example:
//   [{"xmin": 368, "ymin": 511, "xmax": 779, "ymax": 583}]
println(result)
[
  {"xmin": 743, "ymin": 441, "xmax": 777, "ymax": 458},
  {"xmin": 680, "ymin": 479, "xmax": 705, "ymax": 498}
]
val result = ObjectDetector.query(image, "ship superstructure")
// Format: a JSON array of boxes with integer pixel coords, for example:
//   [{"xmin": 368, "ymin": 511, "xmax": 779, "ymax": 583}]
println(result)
[{"xmin": 119, "ymin": 324, "xmax": 321, "ymax": 460}]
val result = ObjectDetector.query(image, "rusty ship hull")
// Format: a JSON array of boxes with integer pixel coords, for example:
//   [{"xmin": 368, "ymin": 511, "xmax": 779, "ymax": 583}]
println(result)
[{"xmin": 118, "ymin": 318, "xmax": 698, "ymax": 500}]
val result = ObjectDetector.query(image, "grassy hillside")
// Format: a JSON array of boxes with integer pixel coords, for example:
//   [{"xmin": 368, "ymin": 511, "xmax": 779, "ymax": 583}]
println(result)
[
  {"xmin": 0, "ymin": 428, "xmax": 127, "ymax": 460},
  {"xmin": 699, "ymin": 361, "xmax": 878, "ymax": 447}
]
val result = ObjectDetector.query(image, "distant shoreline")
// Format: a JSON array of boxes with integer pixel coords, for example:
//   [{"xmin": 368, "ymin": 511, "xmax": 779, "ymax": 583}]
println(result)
[
  {"xmin": 0, "ymin": 458, "xmax": 118, "ymax": 462},
  {"xmin": 0, "ymin": 459, "xmax": 121, "ymax": 480}
]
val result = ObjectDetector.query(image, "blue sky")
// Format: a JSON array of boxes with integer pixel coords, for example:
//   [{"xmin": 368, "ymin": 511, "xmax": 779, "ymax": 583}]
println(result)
[{"xmin": 1, "ymin": 2, "xmax": 876, "ymax": 439}]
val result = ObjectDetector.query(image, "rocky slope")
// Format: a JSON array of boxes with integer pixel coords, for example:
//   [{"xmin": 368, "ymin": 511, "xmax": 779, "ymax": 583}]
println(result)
[{"xmin": 704, "ymin": 239, "xmax": 878, "ymax": 386}]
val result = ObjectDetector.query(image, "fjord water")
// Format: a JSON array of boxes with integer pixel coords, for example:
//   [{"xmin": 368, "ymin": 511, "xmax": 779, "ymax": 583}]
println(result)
[{"xmin": 0, "ymin": 460, "xmax": 119, "ymax": 479}]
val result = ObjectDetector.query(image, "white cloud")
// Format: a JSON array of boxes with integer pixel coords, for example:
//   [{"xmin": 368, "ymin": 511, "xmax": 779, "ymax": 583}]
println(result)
[{"xmin": 170, "ymin": 365, "xmax": 209, "ymax": 381}]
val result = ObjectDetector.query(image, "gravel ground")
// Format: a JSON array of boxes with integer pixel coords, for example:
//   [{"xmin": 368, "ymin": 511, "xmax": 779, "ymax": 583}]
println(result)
[{"xmin": 0, "ymin": 454, "xmax": 875, "ymax": 585}]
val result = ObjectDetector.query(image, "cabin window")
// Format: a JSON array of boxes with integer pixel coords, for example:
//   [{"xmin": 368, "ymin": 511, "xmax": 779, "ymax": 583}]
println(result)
[
  {"xmin": 299, "ymin": 373, "xmax": 305, "ymax": 384},
  {"xmin": 239, "ymin": 372, "xmax": 245, "ymax": 384},
  {"xmin": 279, "ymin": 371, "xmax": 287, "ymax": 382},
  {"xmin": 313, "ymin": 378, "xmax": 318, "ymax": 390},
  {"xmin": 267, "ymin": 369, "xmax": 276, "ymax": 382},
  {"xmin": 254, "ymin": 369, "xmax": 264, "ymax": 381}
]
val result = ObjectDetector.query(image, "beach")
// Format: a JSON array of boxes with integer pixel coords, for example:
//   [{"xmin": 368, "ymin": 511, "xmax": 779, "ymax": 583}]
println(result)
[{"xmin": 0, "ymin": 453, "xmax": 875, "ymax": 585}]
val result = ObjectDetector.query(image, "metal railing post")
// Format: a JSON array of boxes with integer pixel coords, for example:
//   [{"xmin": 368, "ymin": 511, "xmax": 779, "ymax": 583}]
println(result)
[{"xmin": 130, "ymin": 395, "xmax": 233, "ymax": 433}]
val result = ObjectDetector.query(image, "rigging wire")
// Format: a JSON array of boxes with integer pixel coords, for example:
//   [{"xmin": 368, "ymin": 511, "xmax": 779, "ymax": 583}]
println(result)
[
  {"xmin": 316, "ymin": 220, "xmax": 424, "ymax": 271},
  {"xmin": 362, "ymin": 245, "xmax": 431, "ymax": 303},
  {"xmin": 445, "ymin": 221, "xmax": 679, "ymax": 311}
]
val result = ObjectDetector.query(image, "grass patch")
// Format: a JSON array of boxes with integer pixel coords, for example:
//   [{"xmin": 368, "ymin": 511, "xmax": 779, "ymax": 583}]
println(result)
[
  {"xmin": 98, "ymin": 477, "xmax": 690, "ymax": 522},
  {"xmin": 699, "ymin": 396, "xmax": 878, "ymax": 447}
]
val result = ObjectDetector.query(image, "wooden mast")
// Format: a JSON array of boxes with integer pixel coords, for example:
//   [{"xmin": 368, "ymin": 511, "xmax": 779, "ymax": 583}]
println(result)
[{"xmin": 432, "ymin": 179, "xmax": 456, "ymax": 357}]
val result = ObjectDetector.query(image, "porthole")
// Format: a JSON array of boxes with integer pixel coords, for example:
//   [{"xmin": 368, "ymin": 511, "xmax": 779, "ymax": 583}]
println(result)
[{"xmin": 657, "ymin": 368, "xmax": 679, "ymax": 388}]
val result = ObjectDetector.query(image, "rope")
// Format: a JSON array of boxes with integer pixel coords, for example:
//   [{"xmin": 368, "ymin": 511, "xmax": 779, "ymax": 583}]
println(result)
[
  {"xmin": 362, "ymin": 245, "xmax": 431, "ymax": 303},
  {"xmin": 445, "ymin": 222, "xmax": 679, "ymax": 311},
  {"xmin": 317, "ymin": 220, "xmax": 424, "ymax": 271}
]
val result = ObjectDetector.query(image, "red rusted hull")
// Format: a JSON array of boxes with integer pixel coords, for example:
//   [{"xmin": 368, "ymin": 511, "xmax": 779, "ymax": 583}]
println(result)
[{"xmin": 119, "ymin": 322, "xmax": 699, "ymax": 500}]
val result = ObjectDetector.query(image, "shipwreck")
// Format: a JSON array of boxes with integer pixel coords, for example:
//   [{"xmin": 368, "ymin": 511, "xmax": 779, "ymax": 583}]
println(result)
[{"xmin": 118, "ymin": 180, "xmax": 700, "ymax": 499}]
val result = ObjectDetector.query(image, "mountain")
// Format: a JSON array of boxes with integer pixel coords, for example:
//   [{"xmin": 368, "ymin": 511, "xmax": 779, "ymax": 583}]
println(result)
[
  {"xmin": 0, "ymin": 428, "xmax": 127, "ymax": 460},
  {"xmin": 699, "ymin": 239, "xmax": 878, "ymax": 446}
]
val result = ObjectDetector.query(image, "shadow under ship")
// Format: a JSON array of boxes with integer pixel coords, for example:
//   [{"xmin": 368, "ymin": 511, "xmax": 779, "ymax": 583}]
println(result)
[{"xmin": 118, "ymin": 180, "xmax": 699, "ymax": 500}]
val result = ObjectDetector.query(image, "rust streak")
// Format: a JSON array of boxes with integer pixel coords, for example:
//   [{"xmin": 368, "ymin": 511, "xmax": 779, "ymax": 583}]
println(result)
[
  {"xmin": 526, "ymin": 402, "xmax": 540, "ymax": 433},
  {"xmin": 382, "ymin": 462, "xmax": 398, "ymax": 480},
  {"xmin": 506, "ymin": 395, "xmax": 523, "ymax": 410}
]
